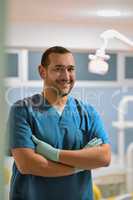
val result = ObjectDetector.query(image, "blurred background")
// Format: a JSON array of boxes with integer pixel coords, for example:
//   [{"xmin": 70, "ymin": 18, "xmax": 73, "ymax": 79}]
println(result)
[{"xmin": 3, "ymin": 0, "xmax": 133, "ymax": 199}]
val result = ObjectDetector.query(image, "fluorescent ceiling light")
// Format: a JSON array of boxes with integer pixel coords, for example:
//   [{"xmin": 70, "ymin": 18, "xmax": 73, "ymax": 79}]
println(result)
[{"xmin": 97, "ymin": 10, "xmax": 121, "ymax": 17}]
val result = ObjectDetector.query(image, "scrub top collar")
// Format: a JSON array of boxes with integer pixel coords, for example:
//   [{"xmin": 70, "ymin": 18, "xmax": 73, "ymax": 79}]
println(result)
[{"xmin": 41, "ymin": 93, "xmax": 73, "ymax": 109}]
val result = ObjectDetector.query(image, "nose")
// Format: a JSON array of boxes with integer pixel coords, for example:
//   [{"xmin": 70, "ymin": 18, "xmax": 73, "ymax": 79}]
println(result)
[{"xmin": 60, "ymin": 68, "xmax": 69, "ymax": 80}]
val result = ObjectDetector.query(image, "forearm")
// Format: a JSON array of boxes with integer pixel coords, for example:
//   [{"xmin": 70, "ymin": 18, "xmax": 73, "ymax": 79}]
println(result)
[
  {"xmin": 29, "ymin": 158, "xmax": 75, "ymax": 177},
  {"xmin": 59, "ymin": 144, "xmax": 111, "ymax": 169},
  {"xmin": 31, "ymin": 135, "xmax": 108, "ymax": 170},
  {"xmin": 12, "ymin": 148, "xmax": 75, "ymax": 177}
]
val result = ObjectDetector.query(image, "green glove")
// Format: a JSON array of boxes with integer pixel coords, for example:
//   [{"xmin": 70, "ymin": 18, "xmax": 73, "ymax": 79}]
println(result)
[
  {"xmin": 32, "ymin": 135, "xmax": 60, "ymax": 162},
  {"xmin": 84, "ymin": 137, "xmax": 103, "ymax": 148}
]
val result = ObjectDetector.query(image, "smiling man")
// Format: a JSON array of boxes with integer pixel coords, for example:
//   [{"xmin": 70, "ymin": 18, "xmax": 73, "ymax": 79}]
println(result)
[
  {"xmin": 8, "ymin": 46, "xmax": 111, "ymax": 200},
  {"xmin": 39, "ymin": 48, "xmax": 75, "ymax": 104}
]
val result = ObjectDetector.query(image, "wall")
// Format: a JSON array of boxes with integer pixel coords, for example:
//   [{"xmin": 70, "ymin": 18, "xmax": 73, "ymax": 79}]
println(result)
[{"xmin": 6, "ymin": 23, "xmax": 133, "ymax": 51}]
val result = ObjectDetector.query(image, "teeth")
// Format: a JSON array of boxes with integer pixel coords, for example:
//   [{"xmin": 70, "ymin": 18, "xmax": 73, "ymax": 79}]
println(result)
[
  {"xmin": 57, "ymin": 80, "xmax": 71, "ymax": 85},
  {"xmin": 60, "ymin": 82, "xmax": 70, "ymax": 84}
]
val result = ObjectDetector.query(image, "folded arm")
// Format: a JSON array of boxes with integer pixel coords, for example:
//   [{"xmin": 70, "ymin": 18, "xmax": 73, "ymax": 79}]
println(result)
[
  {"xmin": 11, "ymin": 148, "xmax": 75, "ymax": 177},
  {"xmin": 59, "ymin": 144, "xmax": 111, "ymax": 169},
  {"xmin": 32, "ymin": 135, "xmax": 111, "ymax": 170}
]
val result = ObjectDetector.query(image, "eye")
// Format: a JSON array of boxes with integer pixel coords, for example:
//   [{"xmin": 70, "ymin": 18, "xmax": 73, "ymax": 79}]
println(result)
[
  {"xmin": 68, "ymin": 66, "xmax": 75, "ymax": 72},
  {"xmin": 53, "ymin": 67, "xmax": 61, "ymax": 72},
  {"xmin": 55, "ymin": 68, "xmax": 60, "ymax": 71}
]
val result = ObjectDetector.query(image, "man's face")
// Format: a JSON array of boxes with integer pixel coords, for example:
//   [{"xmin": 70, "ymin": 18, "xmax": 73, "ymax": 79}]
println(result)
[{"xmin": 43, "ymin": 53, "xmax": 76, "ymax": 97}]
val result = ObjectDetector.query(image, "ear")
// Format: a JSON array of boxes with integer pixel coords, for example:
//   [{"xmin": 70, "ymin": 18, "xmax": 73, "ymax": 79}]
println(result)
[{"xmin": 38, "ymin": 65, "xmax": 46, "ymax": 79}]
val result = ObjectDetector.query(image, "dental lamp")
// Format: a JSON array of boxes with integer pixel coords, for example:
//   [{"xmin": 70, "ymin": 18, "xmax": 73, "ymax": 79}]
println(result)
[{"xmin": 88, "ymin": 29, "xmax": 133, "ymax": 75}]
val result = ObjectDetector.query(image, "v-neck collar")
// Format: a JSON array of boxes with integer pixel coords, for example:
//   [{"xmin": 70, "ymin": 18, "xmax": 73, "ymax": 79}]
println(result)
[
  {"xmin": 41, "ymin": 94, "xmax": 72, "ymax": 119},
  {"xmin": 31, "ymin": 94, "xmax": 78, "ymax": 126}
]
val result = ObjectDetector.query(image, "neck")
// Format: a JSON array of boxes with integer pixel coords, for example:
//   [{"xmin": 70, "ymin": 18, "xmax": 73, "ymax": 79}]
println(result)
[{"xmin": 42, "ymin": 89, "xmax": 68, "ymax": 107}]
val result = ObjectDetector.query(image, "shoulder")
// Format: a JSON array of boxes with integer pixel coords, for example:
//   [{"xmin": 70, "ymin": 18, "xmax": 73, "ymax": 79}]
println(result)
[
  {"xmin": 73, "ymin": 98, "xmax": 102, "ymax": 125},
  {"xmin": 10, "ymin": 94, "xmax": 42, "ymax": 114},
  {"xmin": 12, "ymin": 94, "xmax": 42, "ymax": 107}
]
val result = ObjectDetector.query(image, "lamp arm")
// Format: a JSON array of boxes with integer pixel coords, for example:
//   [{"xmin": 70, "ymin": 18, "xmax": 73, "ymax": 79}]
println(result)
[{"xmin": 100, "ymin": 29, "xmax": 133, "ymax": 49}]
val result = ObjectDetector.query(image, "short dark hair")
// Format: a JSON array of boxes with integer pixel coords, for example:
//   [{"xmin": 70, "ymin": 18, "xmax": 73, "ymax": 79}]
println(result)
[{"xmin": 41, "ymin": 46, "xmax": 71, "ymax": 68}]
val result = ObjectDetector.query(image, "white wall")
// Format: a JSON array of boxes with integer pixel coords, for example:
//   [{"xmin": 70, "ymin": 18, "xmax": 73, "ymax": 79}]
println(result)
[{"xmin": 6, "ymin": 22, "xmax": 133, "ymax": 51}]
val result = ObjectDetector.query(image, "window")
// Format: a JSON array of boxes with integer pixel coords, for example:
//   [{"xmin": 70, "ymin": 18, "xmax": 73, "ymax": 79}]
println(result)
[
  {"xmin": 28, "ymin": 51, "xmax": 42, "ymax": 80},
  {"xmin": 6, "ymin": 53, "xmax": 18, "ymax": 77},
  {"xmin": 125, "ymin": 56, "xmax": 133, "ymax": 79},
  {"xmin": 74, "ymin": 52, "xmax": 117, "ymax": 81}
]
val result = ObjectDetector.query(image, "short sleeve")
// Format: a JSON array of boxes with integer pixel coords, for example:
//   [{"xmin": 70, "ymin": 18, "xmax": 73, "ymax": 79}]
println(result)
[
  {"xmin": 88, "ymin": 106, "xmax": 110, "ymax": 144},
  {"xmin": 7, "ymin": 102, "xmax": 35, "ymax": 155}
]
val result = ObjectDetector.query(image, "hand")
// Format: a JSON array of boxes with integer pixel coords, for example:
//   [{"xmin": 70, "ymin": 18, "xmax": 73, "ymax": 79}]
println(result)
[
  {"xmin": 84, "ymin": 137, "xmax": 103, "ymax": 148},
  {"xmin": 32, "ymin": 135, "xmax": 60, "ymax": 162}
]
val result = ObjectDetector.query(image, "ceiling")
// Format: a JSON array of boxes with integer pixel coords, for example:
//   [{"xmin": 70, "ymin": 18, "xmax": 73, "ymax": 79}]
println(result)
[
  {"xmin": 6, "ymin": 0, "xmax": 133, "ymax": 50},
  {"xmin": 8, "ymin": 0, "xmax": 133, "ymax": 27}
]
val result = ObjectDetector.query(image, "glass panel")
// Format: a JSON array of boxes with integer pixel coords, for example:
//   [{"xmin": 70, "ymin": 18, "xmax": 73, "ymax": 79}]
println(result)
[
  {"xmin": 125, "ymin": 56, "xmax": 133, "ymax": 79},
  {"xmin": 6, "ymin": 53, "xmax": 18, "ymax": 77},
  {"xmin": 28, "ymin": 51, "xmax": 42, "ymax": 80}
]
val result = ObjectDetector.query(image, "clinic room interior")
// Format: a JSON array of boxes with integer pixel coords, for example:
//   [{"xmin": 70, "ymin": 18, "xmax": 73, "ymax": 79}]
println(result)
[{"xmin": 1, "ymin": 0, "xmax": 133, "ymax": 199}]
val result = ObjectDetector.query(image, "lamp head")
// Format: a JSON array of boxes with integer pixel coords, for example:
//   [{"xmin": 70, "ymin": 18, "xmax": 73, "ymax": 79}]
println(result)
[{"xmin": 88, "ymin": 49, "xmax": 110, "ymax": 75}]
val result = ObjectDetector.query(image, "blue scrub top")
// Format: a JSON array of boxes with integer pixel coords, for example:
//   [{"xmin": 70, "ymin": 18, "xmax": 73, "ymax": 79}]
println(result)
[{"xmin": 8, "ymin": 94, "xmax": 110, "ymax": 200}]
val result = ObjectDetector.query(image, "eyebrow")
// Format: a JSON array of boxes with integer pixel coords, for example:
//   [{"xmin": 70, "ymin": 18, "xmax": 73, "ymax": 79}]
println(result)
[{"xmin": 54, "ymin": 64, "xmax": 75, "ymax": 68}]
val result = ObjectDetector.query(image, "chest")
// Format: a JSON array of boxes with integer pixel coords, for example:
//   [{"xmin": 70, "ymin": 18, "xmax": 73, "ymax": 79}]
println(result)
[{"xmin": 31, "ymin": 108, "xmax": 89, "ymax": 150}]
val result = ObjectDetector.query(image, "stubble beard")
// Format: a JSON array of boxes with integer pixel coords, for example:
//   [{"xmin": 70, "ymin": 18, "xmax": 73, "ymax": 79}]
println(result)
[
  {"xmin": 56, "ymin": 81, "xmax": 74, "ymax": 98},
  {"xmin": 44, "ymin": 79, "xmax": 74, "ymax": 103}
]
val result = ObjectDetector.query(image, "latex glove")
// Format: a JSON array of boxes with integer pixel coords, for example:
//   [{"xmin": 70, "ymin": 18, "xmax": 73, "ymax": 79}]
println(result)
[
  {"xmin": 84, "ymin": 137, "xmax": 103, "ymax": 148},
  {"xmin": 32, "ymin": 135, "xmax": 60, "ymax": 162}
]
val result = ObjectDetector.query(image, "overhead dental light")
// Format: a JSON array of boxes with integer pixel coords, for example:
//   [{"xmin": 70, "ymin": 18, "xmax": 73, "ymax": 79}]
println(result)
[{"xmin": 88, "ymin": 29, "xmax": 133, "ymax": 75}]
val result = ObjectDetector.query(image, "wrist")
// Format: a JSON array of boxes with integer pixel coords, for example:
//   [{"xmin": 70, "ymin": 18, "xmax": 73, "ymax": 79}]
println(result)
[{"xmin": 74, "ymin": 168, "xmax": 84, "ymax": 173}]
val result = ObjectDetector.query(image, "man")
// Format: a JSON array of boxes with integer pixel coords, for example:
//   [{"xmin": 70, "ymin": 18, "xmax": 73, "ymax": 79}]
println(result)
[{"xmin": 8, "ymin": 46, "xmax": 111, "ymax": 200}]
